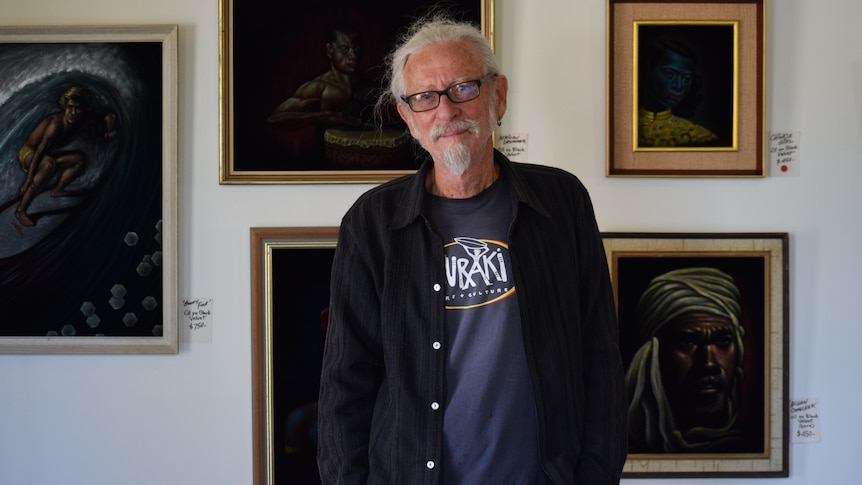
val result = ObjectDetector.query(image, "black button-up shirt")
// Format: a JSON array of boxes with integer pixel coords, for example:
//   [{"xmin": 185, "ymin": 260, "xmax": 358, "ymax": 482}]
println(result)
[{"xmin": 318, "ymin": 151, "xmax": 627, "ymax": 484}]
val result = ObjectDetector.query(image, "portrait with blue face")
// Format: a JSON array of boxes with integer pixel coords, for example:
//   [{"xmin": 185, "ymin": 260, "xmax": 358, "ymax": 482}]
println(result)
[{"xmin": 636, "ymin": 24, "xmax": 735, "ymax": 149}]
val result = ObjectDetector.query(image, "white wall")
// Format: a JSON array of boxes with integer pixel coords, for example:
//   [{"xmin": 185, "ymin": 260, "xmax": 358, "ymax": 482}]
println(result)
[{"xmin": 0, "ymin": 0, "xmax": 859, "ymax": 483}]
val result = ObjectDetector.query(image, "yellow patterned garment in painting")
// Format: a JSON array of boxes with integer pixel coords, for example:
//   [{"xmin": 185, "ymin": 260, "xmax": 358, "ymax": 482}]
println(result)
[{"xmin": 638, "ymin": 108, "xmax": 717, "ymax": 147}]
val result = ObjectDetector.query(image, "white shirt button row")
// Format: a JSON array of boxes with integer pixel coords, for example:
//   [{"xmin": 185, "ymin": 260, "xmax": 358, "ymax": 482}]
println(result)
[{"xmin": 430, "ymin": 281, "xmax": 443, "ymax": 460}]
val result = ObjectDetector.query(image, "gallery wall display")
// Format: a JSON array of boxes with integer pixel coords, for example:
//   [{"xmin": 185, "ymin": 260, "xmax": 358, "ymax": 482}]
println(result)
[
  {"xmin": 607, "ymin": 0, "xmax": 765, "ymax": 177},
  {"xmin": 220, "ymin": 0, "xmax": 493, "ymax": 184},
  {"xmin": 251, "ymin": 227, "xmax": 339, "ymax": 484},
  {"xmin": 602, "ymin": 232, "xmax": 788, "ymax": 477},
  {"xmin": 0, "ymin": 25, "xmax": 178, "ymax": 354}
]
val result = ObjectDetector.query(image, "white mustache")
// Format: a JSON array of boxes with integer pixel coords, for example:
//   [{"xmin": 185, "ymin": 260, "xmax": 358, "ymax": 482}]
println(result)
[{"xmin": 430, "ymin": 119, "xmax": 480, "ymax": 141}]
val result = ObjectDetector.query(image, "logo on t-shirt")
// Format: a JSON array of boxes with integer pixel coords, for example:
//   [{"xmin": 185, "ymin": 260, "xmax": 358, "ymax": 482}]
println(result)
[{"xmin": 444, "ymin": 237, "xmax": 515, "ymax": 310}]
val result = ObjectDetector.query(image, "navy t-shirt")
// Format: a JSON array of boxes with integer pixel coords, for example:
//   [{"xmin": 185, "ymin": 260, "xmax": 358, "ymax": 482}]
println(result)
[{"xmin": 425, "ymin": 175, "xmax": 549, "ymax": 484}]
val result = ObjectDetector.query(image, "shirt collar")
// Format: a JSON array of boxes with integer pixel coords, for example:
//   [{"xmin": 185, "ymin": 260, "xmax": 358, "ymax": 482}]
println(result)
[{"xmin": 389, "ymin": 149, "xmax": 550, "ymax": 230}]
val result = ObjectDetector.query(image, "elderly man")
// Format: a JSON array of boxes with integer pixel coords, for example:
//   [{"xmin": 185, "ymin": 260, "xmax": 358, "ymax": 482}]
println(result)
[
  {"xmin": 316, "ymin": 14, "xmax": 627, "ymax": 484},
  {"xmin": 626, "ymin": 267, "xmax": 747, "ymax": 453}
]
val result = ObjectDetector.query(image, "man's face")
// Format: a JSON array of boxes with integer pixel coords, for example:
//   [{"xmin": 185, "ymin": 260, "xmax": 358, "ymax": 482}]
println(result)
[
  {"xmin": 327, "ymin": 31, "xmax": 360, "ymax": 74},
  {"xmin": 646, "ymin": 49, "xmax": 695, "ymax": 110},
  {"xmin": 657, "ymin": 312, "xmax": 738, "ymax": 430},
  {"xmin": 64, "ymin": 98, "xmax": 83, "ymax": 124},
  {"xmin": 396, "ymin": 40, "xmax": 506, "ymax": 173}
]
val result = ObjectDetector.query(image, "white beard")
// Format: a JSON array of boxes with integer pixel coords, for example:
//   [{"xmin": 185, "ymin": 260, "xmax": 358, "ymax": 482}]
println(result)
[
  {"xmin": 410, "ymin": 112, "xmax": 496, "ymax": 176},
  {"xmin": 428, "ymin": 119, "xmax": 479, "ymax": 175},
  {"xmin": 441, "ymin": 142, "xmax": 472, "ymax": 175}
]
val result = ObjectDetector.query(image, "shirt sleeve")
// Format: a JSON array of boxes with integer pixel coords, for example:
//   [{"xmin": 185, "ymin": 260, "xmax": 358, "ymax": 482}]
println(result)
[
  {"xmin": 317, "ymin": 220, "xmax": 384, "ymax": 485},
  {"xmin": 574, "ymin": 191, "xmax": 629, "ymax": 483}
]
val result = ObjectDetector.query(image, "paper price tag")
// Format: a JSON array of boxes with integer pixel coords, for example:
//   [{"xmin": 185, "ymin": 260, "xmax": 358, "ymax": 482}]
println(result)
[
  {"xmin": 790, "ymin": 397, "xmax": 821, "ymax": 443},
  {"xmin": 769, "ymin": 131, "xmax": 800, "ymax": 176},
  {"xmin": 182, "ymin": 297, "xmax": 213, "ymax": 344},
  {"xmin": 498, "ymin": 132, "xmax": 529, "ymax": 162}
]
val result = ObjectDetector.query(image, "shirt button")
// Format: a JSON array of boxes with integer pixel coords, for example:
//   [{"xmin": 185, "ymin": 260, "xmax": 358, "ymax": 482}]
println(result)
[
  {"xmin": 427, "ymin": 460, "xmax": 435, "ymax": 469},
  {"xmin": 431, "ymin": 401, "xmax": 440, "ymax": 410},
  {"xmin": 432, "ymin": 341, "xmax": 441, "ymax": 350},
  {"xmin": 433, "ymin": 283, "xmax": 441, "ymax": 292}
]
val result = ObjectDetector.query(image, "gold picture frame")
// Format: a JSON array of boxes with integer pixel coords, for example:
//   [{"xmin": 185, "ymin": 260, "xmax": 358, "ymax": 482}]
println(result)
[
  {"xmin": 0, "ymin": 25, "xmax": 178, "ymax": 354},
  {"xmin": 607, "ymin": 0, "xmax": 766, "ymax": 177},
  {"xmin": 220, "ymin": 1, "xmax": 494, "ymax": 184},
  {"xmin": 602, "ymin": 232, "xmax": 788, "ymax": 477},
  {"xmin": 251, "ymin": 226, "xmax": 339, "ymax": 484}
]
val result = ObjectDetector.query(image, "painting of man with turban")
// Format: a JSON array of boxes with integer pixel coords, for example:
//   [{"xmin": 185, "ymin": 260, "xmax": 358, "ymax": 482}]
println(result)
[
  {"xmin": 603, "ymin": 232, "xmax": 789, "ymax": 476},
  {"xmin": 622, "ymin": 265, "xmax": 764, "ymax": 454}
]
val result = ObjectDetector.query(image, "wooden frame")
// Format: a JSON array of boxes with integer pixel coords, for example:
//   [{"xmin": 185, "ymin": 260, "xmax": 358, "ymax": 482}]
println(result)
[
  {"xmin": 251, "ymin": 227, "xmax": 339, "ymax": 484},
  {"xmin": 607, "ymin": 0, "xmax": 766, "ymax": 177},
  {"xmin": 220, "ymin": 1, "xmax": 494, "ymax": 184},
  {"xmin": 602, "ymin": 232, "xmax": 788, "ymax": 477},
  {"xmin": 0, "ymin": 25, "xmax": 178, "ymax": 354}
]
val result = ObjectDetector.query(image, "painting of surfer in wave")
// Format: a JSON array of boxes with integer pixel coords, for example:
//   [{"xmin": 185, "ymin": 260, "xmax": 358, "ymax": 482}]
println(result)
[{"xmin": 0, "ymin": 27, "xmax": 177, "ymax": 350}]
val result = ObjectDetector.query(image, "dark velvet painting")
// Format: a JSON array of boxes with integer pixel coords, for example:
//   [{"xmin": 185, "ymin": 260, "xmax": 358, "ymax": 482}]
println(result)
[
  {"xmin": 251, "ymin": 228, "xmax": 339, "ymax": 484},
  {"xmin": 270, "ymin": 245, "xmax": 333, "ymax": 484},
  {"xmin": 222, "ymin": 0, "xmax": 490, "ymax": 183},
  {"xmin": 636, "ymin": 23, "xmax": 735, "ymax": 149},
  {"xmin": 0, "ymin": 27, "xmax": 176, "ymax": 352},
  {"xmin": 602, "ymin": 232, "xmax": 788, "ymax": 477},
  {"xmin": 617, "ymin": 256, "xmax": 765, "ymax": 455}
]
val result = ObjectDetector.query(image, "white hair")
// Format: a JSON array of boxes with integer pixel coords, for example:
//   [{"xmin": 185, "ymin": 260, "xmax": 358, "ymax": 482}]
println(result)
[{"xmin": 375, "ymin": 14, "xmax": 501, "ymax": 117}]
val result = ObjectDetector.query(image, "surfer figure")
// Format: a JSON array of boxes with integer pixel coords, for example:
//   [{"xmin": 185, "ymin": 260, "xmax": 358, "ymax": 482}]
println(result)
[{"xmin": 15, "ymin": 86, "xmax": 117, "ymax": 226}]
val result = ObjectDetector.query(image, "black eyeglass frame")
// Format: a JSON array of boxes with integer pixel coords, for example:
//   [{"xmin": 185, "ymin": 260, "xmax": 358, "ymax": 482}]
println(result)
[{"xmin": 400, "ymin": 72, "xmax": 498, "ymax": 113}]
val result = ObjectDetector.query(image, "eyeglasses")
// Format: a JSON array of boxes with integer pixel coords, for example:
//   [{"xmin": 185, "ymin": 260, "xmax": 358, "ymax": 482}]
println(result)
[{"xmin": 401, "ymin": 73, "xmax": 497, "ymax": 113}]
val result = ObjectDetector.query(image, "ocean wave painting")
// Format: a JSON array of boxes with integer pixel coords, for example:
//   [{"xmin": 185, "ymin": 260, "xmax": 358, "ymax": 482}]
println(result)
[{"xmin": 0, "ymin": 29, "xmax": 174, "ymax": 344}]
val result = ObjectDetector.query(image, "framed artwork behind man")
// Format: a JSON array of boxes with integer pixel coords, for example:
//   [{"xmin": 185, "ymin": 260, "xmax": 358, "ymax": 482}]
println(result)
[
  {"xmin": 607, "ymin": 0, "xmax": 765, "ymax": 177},
  {"xmin": 635, "ymin": 23, "xmax": 736, "ymax": 150},
  {"xmin": 220, "ymin": 0, "xmax": 494, "ymax": 184},
  {"xmin": 0, "ymin": 26, "xmax": 178, "ymax": 354},
  {"xmin": 251, "ymin": 227, "xmax": 339, "ymax": 485},
  {"xmin": 602, "ymin": 232, "xmax": 788, "ymax": 477}
]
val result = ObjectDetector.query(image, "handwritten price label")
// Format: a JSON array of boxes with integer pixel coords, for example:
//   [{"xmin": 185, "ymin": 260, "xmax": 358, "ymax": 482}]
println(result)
[
  {"xmin": 769, "ymin": 131, "xmax": 800, "ymax": 176},
  {"xmin": 790, "ymin": 397, "xmax": 821, "ymax": 443},
  {"xmin": 182, "ymin": 298, "xmax": 213, "ymax": 343},
  {"xmin": 498, "ymin": 133, "xmax": 528, "ymax": 162}
]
